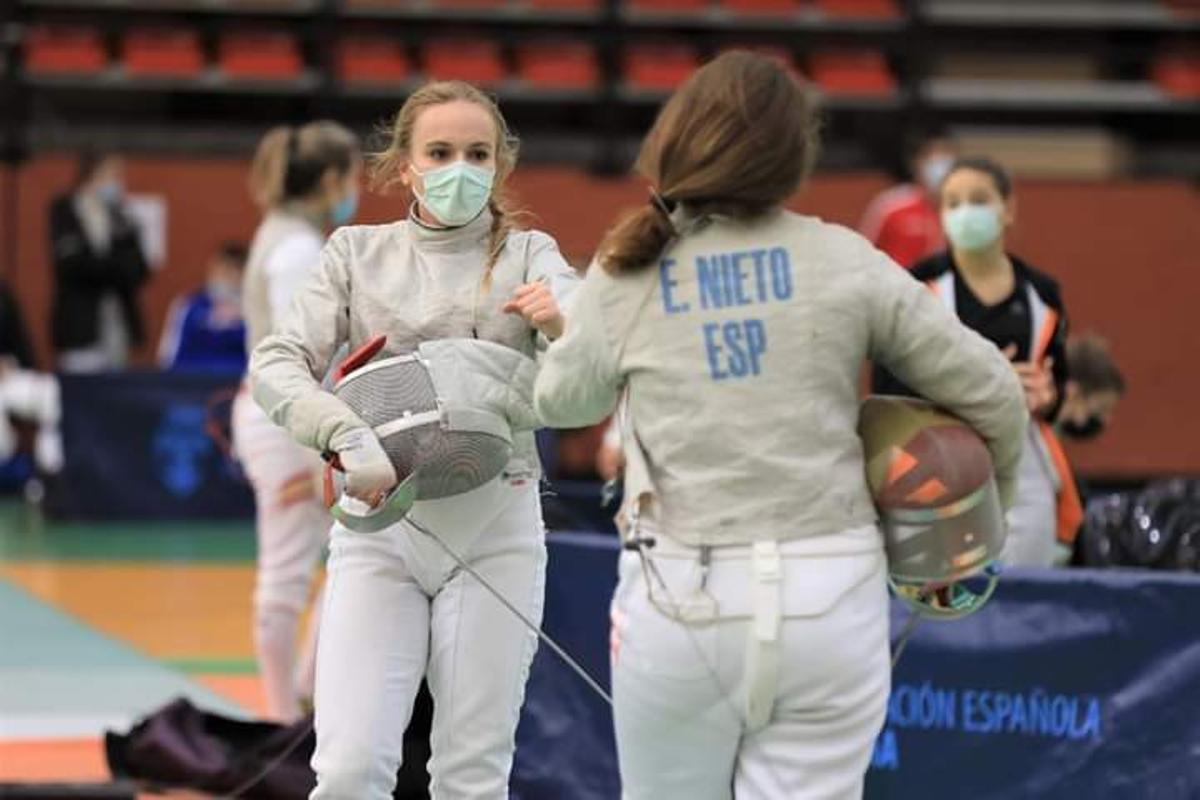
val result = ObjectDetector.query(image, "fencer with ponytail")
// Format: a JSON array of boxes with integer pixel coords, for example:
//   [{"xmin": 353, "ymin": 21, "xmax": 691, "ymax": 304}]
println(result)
[{"xmin": 601, "ymin": 50, "xmax": 822, "ymax": 274}]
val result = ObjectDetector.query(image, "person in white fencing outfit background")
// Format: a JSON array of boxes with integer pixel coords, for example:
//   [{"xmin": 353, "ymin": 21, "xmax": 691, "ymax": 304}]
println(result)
[
  {"xmin": 232, "ymin": 121, "xmax": 362, "ymax": 723},
  {"xmin": 534, "ymin": 52, "xmax": 1027, "ymax": 800},
  {"xmin": 250, "ymin": 80, "xmax": 579, "ymax": 799}
]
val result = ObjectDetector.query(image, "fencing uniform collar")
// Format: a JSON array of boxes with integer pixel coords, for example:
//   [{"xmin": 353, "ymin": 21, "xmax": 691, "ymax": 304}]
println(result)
[{"xmin": 408, "ymin": 203, "xmax": 492, "ymax": 253}]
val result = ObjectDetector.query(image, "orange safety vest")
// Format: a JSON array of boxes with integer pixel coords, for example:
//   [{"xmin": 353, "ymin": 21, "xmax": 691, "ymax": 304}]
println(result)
[{"xmin": 926, "ymin": 273, "xmax": 1083, "ymax": 545}]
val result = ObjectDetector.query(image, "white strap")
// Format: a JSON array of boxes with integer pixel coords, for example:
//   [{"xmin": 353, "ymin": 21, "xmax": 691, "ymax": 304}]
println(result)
[
  {"xmin": 372, "ymin": 410, "xmax": 441, "ymax": 439},
  {"xmin": 744, "ymin": 540, "xmax": 782, "ymax": 731}
]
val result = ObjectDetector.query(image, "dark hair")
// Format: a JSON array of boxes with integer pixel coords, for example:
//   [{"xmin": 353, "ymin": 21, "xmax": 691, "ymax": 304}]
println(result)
[
  {"xmin": 944, "ymin": 156, "xmax": 1013, "ymax": 200},
  {"xmin": 600, "ymin": 51, "xmax": 822, "ymax": 273},
  {"xmin": 249, "ymin": 121, "xmax": 360, "ymax": 210},
  {"xmin": 1067, "ymin": 334, "xmax": 1126, "ymax": 395},
  {"xmin": 215, "ymin": 241, "xmax": 248, "ymax": 269},
  {"xmin": 75, "ymin": 149, "xmax": 117, "ymax": 188}
]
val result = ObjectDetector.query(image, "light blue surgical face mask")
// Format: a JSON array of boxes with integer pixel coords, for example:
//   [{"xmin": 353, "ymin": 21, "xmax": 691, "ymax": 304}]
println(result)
[
  {"xmin": 330, "ymin": 188, "xmax": 358, "ymax": 227},
  {"xmin": 920, "ymin": 155, "xmax": 955, "ymax": 195},
  {"xmin": 95, "ymin": 179, "xmax": 123, "ymax": 205},
  {"xmin": 942, "ymin": 203, "xmax": 1003, "ymax": 252},
  {"xmin": 411, "ymin": 161, "xmax": 494, "ymax": 227}
]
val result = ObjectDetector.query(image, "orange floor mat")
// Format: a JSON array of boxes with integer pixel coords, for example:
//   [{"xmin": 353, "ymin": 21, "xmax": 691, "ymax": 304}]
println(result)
[{"xmin": 0, "ymin": 738, "xmax": 108, "ymax": 782}]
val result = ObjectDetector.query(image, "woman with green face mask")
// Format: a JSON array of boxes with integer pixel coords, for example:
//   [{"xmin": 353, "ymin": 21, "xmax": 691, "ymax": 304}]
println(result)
[
  {"xmin": 873, "ymin": 157, "xmax": 1079, "ymax": 567},
  {"xmin": 248, "ymin": 81, "xmax": 579, "ymax": 799}
]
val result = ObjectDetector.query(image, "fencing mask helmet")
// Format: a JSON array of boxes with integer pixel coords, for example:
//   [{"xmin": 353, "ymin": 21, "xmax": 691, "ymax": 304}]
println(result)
[
  {"xmin": 859, "ymin": 395, "xmax": 1007, "ymax": 619},
  {"xmin": 324, "ymin": 335, "xmax": 537, "ymax": 532}
]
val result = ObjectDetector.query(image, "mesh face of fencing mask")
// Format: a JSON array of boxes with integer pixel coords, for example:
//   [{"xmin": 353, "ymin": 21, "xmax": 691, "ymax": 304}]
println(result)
[{"xmin": 327, "ymin": 351, "xmax": 514, "ymax": 532}]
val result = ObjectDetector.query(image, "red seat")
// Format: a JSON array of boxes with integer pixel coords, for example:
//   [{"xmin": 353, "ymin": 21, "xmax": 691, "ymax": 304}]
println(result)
[
  {"xmin": 719, "ymin": 0, "xmax": 799, "ymax": 15},
  {"xmin": 1152, "ymin": 50, "xmax": 1200, "ymax": 99},
  {"xmin": 808, "ymin": 50, "xmax": 895, "ymax": 95},
  {"xmin": 337, "ymin": 37, "xmax": 412, "ymax": 84},
  {"xmin": 627, "ymin": 0, "xmax": 710, "ymax": 12},
  {"xmin": 528, "ymin": 0, "xmax": 601, "ymax": 8},
  {"xmin": 219, "ymin": 32, "xmax": 304, "ymax": 79},
  {"xmin": 123, "ymin": 28, "xmax": 204, "ymax": 78},
  {"xmin": 625, "ymin": 44, "xmax": 700, "ymax": 91},
  {"xmin": 24, "ymin": 26, "xmax": 108, "ymax": 74},
  {"xmin": 813, "ymin": 0, "xmax": 898, "ymax": 18},
  {"xmin": 424, "ymin": 39, "xmax": 506, "ymax": 85},
  {"xmin": 432, "ymin": 0, "xmax": 510, "ymax": 7},
  {"xmin": 517, "ymin": 41, "xmax": 599, "ymax": 88}
]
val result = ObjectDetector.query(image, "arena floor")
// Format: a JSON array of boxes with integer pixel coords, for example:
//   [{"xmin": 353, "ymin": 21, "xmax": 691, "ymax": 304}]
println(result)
[{"xmin": 0, "ymin": 502, "xmax": 301, "ymax": 784}]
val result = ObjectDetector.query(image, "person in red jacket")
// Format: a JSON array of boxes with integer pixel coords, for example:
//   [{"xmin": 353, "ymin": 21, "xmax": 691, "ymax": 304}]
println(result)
[{"xmin": 859, "ymin": 136, "xmax": 957, "ymax": 268}]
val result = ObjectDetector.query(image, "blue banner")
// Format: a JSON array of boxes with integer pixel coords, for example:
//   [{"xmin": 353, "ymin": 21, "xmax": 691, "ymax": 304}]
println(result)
[
  {"xmin": 515, "ymin": 533, "xmax": 1200, "ymax": 799},
  {"xmin": 48, "ymin": 371, "xmax": 253, "ymax": 520}
]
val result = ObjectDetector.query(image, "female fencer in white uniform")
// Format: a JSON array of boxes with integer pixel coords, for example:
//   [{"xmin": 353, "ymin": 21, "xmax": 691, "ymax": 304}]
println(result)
[
  {"xmin": 534, "ymin": 52, "xmax": 1027, "ymax": 800},
  {"xmin": 232, "ymin": 121, "xmax": 361, "ymax": 722},
  {"xmin": 249, "ymin": 81, "xmax": 579, "ymax": 798}
]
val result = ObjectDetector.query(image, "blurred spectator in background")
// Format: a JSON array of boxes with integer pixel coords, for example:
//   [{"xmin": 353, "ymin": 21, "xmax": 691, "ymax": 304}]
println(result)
[
  {"xmin": 873, "ymin": 156, "xmax": 1077, "ymax": 567},
  {"xmin": 158, "ymin": 242, "xmax": 248, "ymax": 373},
  {"xmin": 49, "ymin": 151, "xmax": 150, "ymax": 372},
  {"xmin": 1058, "ymin": 334, "xmax": 1125, "ymax": 442},
  {"xmin": 859, "ymin": 135, "xmax": 957, "ymax": 268},
  {"xmin": 0, "ymin": 280, "xmax": 63, "ymax": 479}
]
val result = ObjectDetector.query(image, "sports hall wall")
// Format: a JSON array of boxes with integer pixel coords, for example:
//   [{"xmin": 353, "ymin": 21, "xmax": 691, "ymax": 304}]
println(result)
[{"xmin": 2, "ymin": 157, "xmax": 1197, "ymax": 477}]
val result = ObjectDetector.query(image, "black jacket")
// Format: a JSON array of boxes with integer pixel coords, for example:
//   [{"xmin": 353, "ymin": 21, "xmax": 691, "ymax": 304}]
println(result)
[
  {"xmin": 872, "ymin": 250, "xmax": 1069, "ymax": 421},
  {"xmin": 49, "ymin": 194, "xmax": 150, "ymax": 351}
]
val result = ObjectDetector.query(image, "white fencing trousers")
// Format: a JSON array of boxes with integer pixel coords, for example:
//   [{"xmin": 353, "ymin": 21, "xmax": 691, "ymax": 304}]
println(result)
[
  {"xmin": 1002, "ymin": 424, "xmax": 1058, "ymax": 568},
  {"xmin": 310, "ymin": 473, "xmax": 546, "ymax": 800},
  {"xmin": 610, "ymin": 532, "xmax": 890, "ymax": 800},
  {"xmin": 232, "ymin": 392, "xmax": 329, "ymax": 722}
]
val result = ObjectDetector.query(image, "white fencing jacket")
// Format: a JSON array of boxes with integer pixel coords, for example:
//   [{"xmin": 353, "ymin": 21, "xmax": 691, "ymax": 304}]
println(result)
[
  {"xmin": 534, "ymin": 208, "xmax": 1027, "ymax": 549},
  {"xmin": 250, "ymin": 209, "xmax": 579, "ymax": 469}
]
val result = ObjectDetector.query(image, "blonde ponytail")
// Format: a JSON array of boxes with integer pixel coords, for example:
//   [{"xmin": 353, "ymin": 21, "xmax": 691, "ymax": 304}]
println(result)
[
  {"xmin": 248, "ymin": 126, "xmax": 292, "ymax": 210},
  {"xmin": 249, "ymin": 122, "xmax": 360, "ymax": 211}
]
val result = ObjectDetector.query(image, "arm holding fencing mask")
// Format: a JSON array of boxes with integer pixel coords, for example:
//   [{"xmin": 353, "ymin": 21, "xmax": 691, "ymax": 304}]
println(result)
[
  {"xmin": 533, "ymin": 262, "xmax": 623, "ymax": 429},
  {"xmin": 865, "ymin": 251, "xmax": 1027, "ymax": 507},
  {"xmin": 249, "ymin": 229, "xmax": 397, "ymax": 503}
]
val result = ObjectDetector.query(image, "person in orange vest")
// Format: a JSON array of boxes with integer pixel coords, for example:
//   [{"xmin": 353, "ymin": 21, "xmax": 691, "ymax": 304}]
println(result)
[
  {"xmin": 858, "ymin": 135, "xmax": 957, "ymax": 269},
  {"xmin": 873, "ymin": 156, "xmax": 1075, "ymax": 566}
]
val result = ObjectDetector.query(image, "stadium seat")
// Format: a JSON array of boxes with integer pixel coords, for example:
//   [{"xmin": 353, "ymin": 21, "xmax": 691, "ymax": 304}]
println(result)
[
  {"xmin": 123, "ymin": 28, "xmax": 205, "ymax": 78},
  {"xmin": 517, "ymin": 41, "xmax": 599, "ymax": 88},
  {"xmin": 424, "ymin": 39, "xmax": 506, "ymax": 84},
  {"xmin": 24, "ymin": 26, "xmax": 108, "ymax": 75},
  {"xmin": 624, "ymin": 44, "xmax": 700, "ymax": 90},
  {"xmin": 1153, "ymin": 49, "xmax": 1200, "ymax": 99},
  {"xmin": 218, "ymin": 32, "xmax": 304, "ymax": 80},
  {"xmin": 808, "ymin": 50, "xmax": 895, "ymax": 95},
  {"xmin": 813, "ymin": 0, "xmax": 898, "ymax": 18},
  {"xmin": 719, "ymin": 0, "xmax": 800, "ymax": 16},
  {"xmin": 627, "ymin": 0, "xmax": 710, "ymax": 13},
  {"xmin": 337, "ymin": 37, "xmax": 412, "ymax": 84},
  {"xmin": 433, "ymin": 0, "xmax": 511, "ymax": 8},
  {"xmin": 528, "ymin": 0, "xmax": 601, "ymax": 8}
]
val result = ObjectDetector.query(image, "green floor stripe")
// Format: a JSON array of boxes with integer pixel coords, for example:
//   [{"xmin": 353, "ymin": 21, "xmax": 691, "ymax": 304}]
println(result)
[
  {"xmin": 0, "ymin": 501, "xmax": 256, "ymax": 562},
  {"xmin": 166, "ymin": 658, "xmax": 259, "ymax": 675}
]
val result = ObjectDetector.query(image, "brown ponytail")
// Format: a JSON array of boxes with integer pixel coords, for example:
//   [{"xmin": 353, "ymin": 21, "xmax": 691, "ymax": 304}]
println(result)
[{"xmin": 600, "ymin": 51, "xmax": 822, "ymax": 274}]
